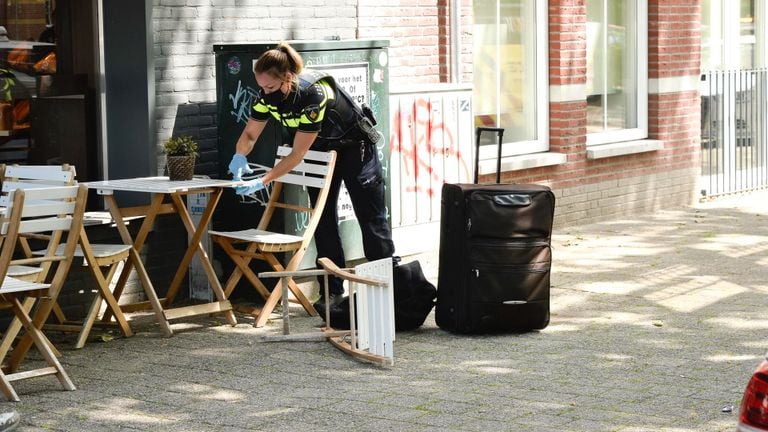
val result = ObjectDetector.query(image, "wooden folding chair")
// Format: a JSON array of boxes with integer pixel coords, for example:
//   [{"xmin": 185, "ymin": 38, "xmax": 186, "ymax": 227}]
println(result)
[
  {"xmin": 210, "ymin": 146, "xmax": 337, "ymax": 328},
  {"xmin": 258, "ymin": 257, "xmax": 395, "ymax": 366},
  {"xmin": 0, "ymin": 164, "xmax": 133, "ymax": 350},
  {"xmin": 0, "ymin": 184, "xmax": 88, "ymax": 401},
  {"xmin": 0, "ymin": 164, "xmax": 77, "ymax": 360}
]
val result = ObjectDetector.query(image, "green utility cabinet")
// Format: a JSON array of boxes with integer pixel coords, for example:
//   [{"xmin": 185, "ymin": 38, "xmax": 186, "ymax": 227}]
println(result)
[{"xmin": 213, "ymin": 40, "xmax": 391, "ymax": 273}]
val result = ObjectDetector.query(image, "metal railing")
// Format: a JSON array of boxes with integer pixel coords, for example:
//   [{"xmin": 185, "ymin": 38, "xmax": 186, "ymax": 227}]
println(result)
[{"xmin": 701, "ymin": 69, "xmax": 768, "ymax": 197}]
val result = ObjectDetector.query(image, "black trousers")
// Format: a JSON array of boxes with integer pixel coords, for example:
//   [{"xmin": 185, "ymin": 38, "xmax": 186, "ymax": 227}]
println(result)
[{"xmin": 308, "ymin": 141, "xmax": 395, "ymax": 295}]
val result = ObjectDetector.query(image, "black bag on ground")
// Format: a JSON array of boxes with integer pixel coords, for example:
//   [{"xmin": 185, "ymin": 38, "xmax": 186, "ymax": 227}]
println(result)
[
  {"xmin": 327, "ymin": 259, "xmax": 437, "ymax": 331},
  {"xmin": 393, "ymin": 259, "xmax": 436, "ymax": 331},
  {"xmin": 327, "ymin": 293, "xmax": 355, "ymax": 330}
]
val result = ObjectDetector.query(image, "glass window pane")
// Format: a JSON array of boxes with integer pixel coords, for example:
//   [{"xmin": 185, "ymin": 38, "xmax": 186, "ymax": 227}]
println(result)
[
  {"xmin": 472, "ymin": 0, "xmax": 537, "ymax": 144},
  {"xmin": 586, "ymin": 0, "xmax": 636, "ymax": 134},
  {"xmin": 701, "ymin": 0, "xmax": 724, "ymax": 70},
  {"xmin": 740, "ymin": 0, "xmax": 755, "ymax": 68}
]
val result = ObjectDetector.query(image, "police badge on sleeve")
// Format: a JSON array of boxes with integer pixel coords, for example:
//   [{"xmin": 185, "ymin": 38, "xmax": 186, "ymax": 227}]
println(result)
[{"xmin": 304, "ymin": 104, "xmax": 321, "ymax": 122}]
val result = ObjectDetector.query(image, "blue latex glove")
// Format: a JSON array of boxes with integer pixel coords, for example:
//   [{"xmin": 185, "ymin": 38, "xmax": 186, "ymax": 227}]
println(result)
[
  {"xmin": 235, "ymin": 178, "xmax": 265, "ymax": 196},
  {"xmin": 228, "ymin": 154, "xmax": 254, "ymax": 181}
]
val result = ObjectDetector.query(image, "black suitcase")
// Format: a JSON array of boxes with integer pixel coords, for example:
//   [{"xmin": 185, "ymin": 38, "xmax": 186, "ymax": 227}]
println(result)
[{"xmin": 435, "ymin": 127, "xmax": 555, "ymax": 333}]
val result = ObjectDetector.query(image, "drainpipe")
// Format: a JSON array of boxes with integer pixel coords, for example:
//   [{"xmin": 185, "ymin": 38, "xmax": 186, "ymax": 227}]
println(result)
[{"xmin": 450, "ymin": 0, "xmax": 460, "ymax": 83}]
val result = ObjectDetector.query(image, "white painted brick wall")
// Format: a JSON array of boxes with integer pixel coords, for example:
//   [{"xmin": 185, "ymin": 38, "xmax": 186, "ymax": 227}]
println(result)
[{"xmin": 152, "ymin": 1, "xmax": 357, "ymax": 172}]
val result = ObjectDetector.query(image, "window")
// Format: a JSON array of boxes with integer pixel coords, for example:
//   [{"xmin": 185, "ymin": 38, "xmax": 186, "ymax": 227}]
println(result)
[
  {"xmin": 702, "ymin": 0, "xmax": 761, "ymax": 70},
  {"xmin": 472, "ymin": 0, "xmax": 548, "ymax": 158},
  {"xmin": 586, "ymin": 0, "xmax": 647, "ymax": 145},
  {"xmin": 0, "ymin": 0, "xmax": 56, "ymax": 163}
]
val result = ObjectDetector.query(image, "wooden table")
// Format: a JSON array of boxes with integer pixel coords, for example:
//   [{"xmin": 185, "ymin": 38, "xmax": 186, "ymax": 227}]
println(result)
[{"xmin": 83, "ymin": 177, "xmax": 241, "ymax": 336}]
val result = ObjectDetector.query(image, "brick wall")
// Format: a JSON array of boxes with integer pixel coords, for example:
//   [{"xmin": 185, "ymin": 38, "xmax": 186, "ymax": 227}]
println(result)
[
  {"xmin": 648, "ymin": 0, "xmax": 701, "ymax": 78},
  {"xmin": 357, "ymin": 0, "xmax": 467, "ymax": 85}
]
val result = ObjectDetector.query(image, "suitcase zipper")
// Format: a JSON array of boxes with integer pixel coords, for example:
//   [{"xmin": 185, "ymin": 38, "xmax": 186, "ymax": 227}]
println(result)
[
  {"xmin": 473, "ymin": 263, "xmax": 550, "ymax": 273},
  {"xmin": 469, "ymin": 263, "xmax": 549, "ymax": 305}
]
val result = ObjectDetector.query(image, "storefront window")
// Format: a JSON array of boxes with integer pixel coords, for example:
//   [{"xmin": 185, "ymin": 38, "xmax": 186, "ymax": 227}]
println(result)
[
  {"xmin": 472, "ymin": 0, "xmax": 547, "ymax": 157},
  {"xmin": 0, "ymin": 0, "xmax": 56, "ymax": 164},
  {"xmin": 586, "ymin": 0, "xmax": 647, "ymax": 145}
]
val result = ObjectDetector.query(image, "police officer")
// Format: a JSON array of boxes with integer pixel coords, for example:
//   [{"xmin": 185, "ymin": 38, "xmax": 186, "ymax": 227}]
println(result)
[{"xmin": 229, "ymin": 42, "xmax": 395, "ymax": 313}]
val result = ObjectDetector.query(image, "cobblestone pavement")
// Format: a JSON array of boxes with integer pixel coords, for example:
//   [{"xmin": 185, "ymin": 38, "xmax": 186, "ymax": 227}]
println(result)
[{"xmin": 2, "ymin": 191, "xmax": 768, "ymax": 431}]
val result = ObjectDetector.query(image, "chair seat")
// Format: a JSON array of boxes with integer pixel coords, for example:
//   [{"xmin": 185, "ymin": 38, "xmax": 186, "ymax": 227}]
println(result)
[
  {"xmin": 0, "ymin": 276, "xmax": 50, "ymax": 294},
  {"xmin": 33, "ymin": 243, "xmax": 131, "ymax": 259},
  {"xmin": 209, "ymin": 229, "xmax": 303, "ymax": 245},
  {"xmin": 7, "ymin": 265, "xmax": 43, "ymax": 278}
]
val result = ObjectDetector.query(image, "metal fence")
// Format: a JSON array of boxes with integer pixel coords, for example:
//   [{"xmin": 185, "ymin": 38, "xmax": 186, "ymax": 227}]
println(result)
[{"xmin": 701, "ymin": 69, "xmax": 768, "ymax": 197}]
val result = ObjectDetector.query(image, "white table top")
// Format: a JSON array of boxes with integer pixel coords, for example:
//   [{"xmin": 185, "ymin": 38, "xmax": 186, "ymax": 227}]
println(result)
[{"xmin": 83, "ymin": 177, "xmax": 243, "ymax": 194}]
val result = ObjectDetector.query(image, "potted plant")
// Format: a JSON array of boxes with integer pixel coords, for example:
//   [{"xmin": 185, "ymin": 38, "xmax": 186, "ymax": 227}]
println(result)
[{"xmin": 163, "ymin": 135, "xmax": 198, "ymax": 181}]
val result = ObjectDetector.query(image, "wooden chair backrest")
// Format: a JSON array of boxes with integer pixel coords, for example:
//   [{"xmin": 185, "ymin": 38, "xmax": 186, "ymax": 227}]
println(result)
[
  {"xmin": 0, "ymin": 164, "xmax": 79, "ymax": 268},
  {"xmin": 318, "ymin": 257, "xmax": 395, "ymax": 366},
  {"xmin": 0, "ymin": 164, "xmax": 77, "ymax": 190},
  {"xmin": 257, "ymin": 147, "xmax": 337, "ymax": 238},
  {"xmin": 0, "ymin": 185, "xmax": 88, "ymax": 287}
]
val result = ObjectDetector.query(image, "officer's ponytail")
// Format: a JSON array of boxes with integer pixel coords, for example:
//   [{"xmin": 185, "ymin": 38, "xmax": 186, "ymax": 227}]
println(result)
[
  {"xmin": 277, "ymin": 42, "xmax": 303, "ymax": 74},
  {"xmin": 254, "ymin": 42, "xmax": 303, "ymax": 81}
]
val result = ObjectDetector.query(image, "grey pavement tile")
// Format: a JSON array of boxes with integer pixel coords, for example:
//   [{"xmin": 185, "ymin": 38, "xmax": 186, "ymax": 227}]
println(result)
[
  {"xmin": 147, "ymin": 424, "xmax": 248, "ymax": 432},
  {"xmin": 449, "ymin": 417, "xmax": 522, "ymax": 432},
  {"xmin": 409, "ymin": 412, "xmax": 467, "ymax": 427},
  {"xmin": 24, "ymin": 409, "xmax": 159, "ymax": 431},
  {"xmin": 15, "ymin": 425, "xmax": 55, "ymax": 432},
  {"xmin": 512, "ymin": 412, "xmax": 575, "ymax": 428},
  {"xmin": 357, "ymin": 416, "xmax": 441, "ymax": 431},
  {"xmin": 260, "ymin": 408, "xmax": 374, "ymax": 430},
  {"xmin": 176, "ymin": 402, "xmax": 303, "ymax": 430}
]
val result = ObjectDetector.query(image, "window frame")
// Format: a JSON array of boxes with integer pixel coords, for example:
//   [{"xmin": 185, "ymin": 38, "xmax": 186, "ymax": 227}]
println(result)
[
  {"xmin": 702, "ymin": 0, "xmax": 766, "ymax": 70},
  {"xmin": 585, "ymin": 0, "xmax": 648, "ymax": 147},
  {"xmin": 474, "ymin": 0, "xmax": 550, "ymax": 161}
]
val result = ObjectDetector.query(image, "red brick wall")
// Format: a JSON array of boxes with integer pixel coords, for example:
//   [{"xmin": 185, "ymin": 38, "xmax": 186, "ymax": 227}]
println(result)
[
  {"xmin": 358, "ymin": 0, "xmax": 466, "ymax": 84},
  {"xmin": 649, "ymin": 0, "xmax": 701, "ymax": 78},
  {"xmin": 549, "ymin": 0, "xmax": 587, "ymax": 86},
  {"xmin": 646, "ymin": 1, "xmax": 702, "ymax": 176}
]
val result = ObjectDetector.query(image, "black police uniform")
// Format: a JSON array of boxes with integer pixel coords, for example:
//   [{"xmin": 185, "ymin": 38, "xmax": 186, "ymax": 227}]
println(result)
[{"xmin": 251, "ymin": 70, "xmax": 395, "ymax": 298}]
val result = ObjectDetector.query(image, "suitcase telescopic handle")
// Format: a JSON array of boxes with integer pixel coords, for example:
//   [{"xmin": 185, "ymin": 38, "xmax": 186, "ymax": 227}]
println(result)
[{"xmin": 475, "ymin": 127, "xmax": 505, "ymax": 184}]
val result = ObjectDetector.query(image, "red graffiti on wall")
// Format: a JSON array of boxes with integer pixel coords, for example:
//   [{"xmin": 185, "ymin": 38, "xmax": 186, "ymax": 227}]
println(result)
[{"xmin": 389, "ymin": 97, "xmax": 471, "ymax": 199}]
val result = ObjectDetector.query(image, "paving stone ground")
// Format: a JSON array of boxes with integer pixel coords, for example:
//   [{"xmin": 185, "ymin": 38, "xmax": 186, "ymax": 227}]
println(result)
[{"xmin": 2, "ymin": 191, "xmax": 768, "ymax": 431}]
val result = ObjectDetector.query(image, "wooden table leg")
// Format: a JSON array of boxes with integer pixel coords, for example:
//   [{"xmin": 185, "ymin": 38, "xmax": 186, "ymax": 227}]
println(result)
[
  {"xmin": 103, "ymin": 194, "xmax": 173, "ymax": 336},
  {"xmin": 101, "ymin": 194, "xmax": 164, "ymax": 322},
  {"xmin": 166, "ymin": 190, "xmax": 237, "ymax": 326},
  {"xmin": 129, "ymin": 248, "xmax": 172, "ymax": 336}
]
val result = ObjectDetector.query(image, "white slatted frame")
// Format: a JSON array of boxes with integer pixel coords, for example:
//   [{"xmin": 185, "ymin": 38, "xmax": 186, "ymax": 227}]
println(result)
[
  {"xmin": 272, "ymin": 146, "xmax": 333, "ymax": 189},
  {"xmin": 350, "ymin": 258, "xmax": 394, "ymax": 360},
  {"xmin": 3, "ymin": 165, "xmax": 75, "ymax": 186},
  {"xmin": 0, "ymin": 187, "xmax": 79, "ymax": 235}
]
